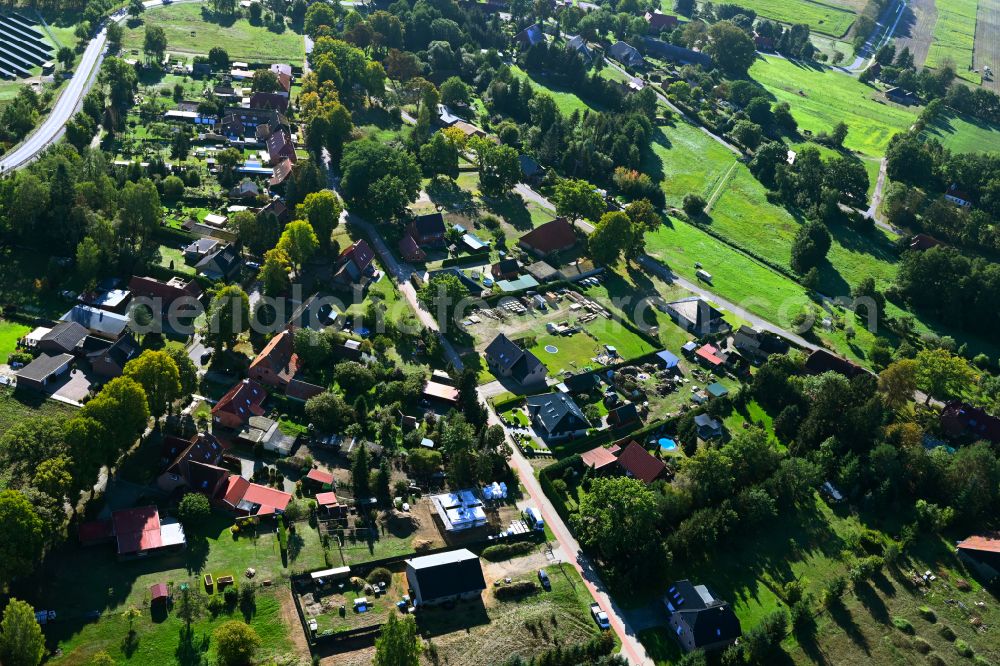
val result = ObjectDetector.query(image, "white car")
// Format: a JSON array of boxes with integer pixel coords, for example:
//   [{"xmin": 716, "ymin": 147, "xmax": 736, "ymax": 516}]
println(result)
[{"xmin": 590, "ymin": 603, "xmax": 610, "ymax": 630}]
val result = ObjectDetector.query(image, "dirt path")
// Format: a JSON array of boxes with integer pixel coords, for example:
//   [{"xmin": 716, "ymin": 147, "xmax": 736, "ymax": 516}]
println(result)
[{"xmin": 276, "ymin": 584, "xmax": 312, "ymax": 661}]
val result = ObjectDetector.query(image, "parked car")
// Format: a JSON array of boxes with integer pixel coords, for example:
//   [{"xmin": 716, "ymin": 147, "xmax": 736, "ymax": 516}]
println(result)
[
  {"xmin": 537, "ymin": 569, "xmax": 551, "ymax": 590},
  {"xmin": 590, "ymin": 603, "xmax": 610, "ymax": 629}
]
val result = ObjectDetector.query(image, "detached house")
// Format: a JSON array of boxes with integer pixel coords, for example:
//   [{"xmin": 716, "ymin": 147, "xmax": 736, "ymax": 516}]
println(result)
[
  {"xmin": 266, "ymin": 130, "xmax": 297, "ymax": 166},
  {"xmin": 333, "ymin": 239, "xmax": 376, "ymax": 284},
  {"xmin": 87, "ymin": 334, "xmax": 139, "ymax": 378},
  {"xmin": 249, "ymin": 329, "xmax": 299, "ymax": 389},
  {"xmin": 407, "ymin": 212, "xmax": 447, "ymax": 247},
  {"xmin": 644, "ymin": 11, "xmax": 679, "ymax": 32},
  {"xmin": 944, "ymin": 183, "xmax": 973, "ymax": 208},
  {"xmin": 525, "ymin": 392, "xmax": 590, "ymax": 440},
  {"xmin": 405, "ymin": 549, "xmax": 487, "ymax": 606},
  {"xmin": 609, "ymin": 41, "xmax": 644, "ymax": 68},
  {"xmin": 484, "ymin": 333, "xmax": 548, "ymax": 387},
  {"xmin": 662, "ymin": 297, "xmax": 728, "ymax": 336},
  {"xmin": 249, "ymin": 91, "xmax": 289, "ymax": 113},
  {"xmin": 665, "ymin": 580, "xmax": 742, "ymax": 653},
  {"xmin": 518, "ymin": 218, "xmax": 578, "ymax": 258},
  {"xmin": 36, "ymin": 321, "xmax": 88, "ymax": 355},
  {"xmin": 129, "ymin": 275, "xmax": 203, "ymax": 316},
  {"xmin": 212, "ymin": 379, "xmax": 266, "ymax": 429},
  {"xmin": 195, "ymin": 244, "xmax": 241, "ymax": 281}
]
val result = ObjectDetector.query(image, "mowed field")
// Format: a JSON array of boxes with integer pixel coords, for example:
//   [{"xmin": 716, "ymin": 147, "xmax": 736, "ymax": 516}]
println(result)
[
  {"xmin": 643, "ymin": 120, "xmax": 737, "ymax": 207},
  {"xmin": 924, "ymin": 0, "xmax": 981, "ymax": 83},
  {"xmin": 750, "ymin": 56, "xmax": 919, "ymax": 157},
  {"xmin": 712, "ymin": 0, "xmax": 860, "ymax": 37},
  {"xmin": 122, "ymin": 3, "xmax": 306, "ymax": 64},
  {"xmin": 921, "ymin": 111, "xmax": 1000, "ymax": 153},
  {"xmin": 976, "ymin": 0, "xmax": 1000, "ymax": 92},
  {"xmin": 509, "ymin": 65, "xmax": 600, "ymax": 115}
]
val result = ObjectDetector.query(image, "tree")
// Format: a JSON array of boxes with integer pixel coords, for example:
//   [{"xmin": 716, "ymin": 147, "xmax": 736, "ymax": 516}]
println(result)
[
  {"xmin": 206, "ymin": 285, "xmax": 250, "ymax": 350},
  {"xmin": 706, "ymin": 21, "xmax": 757, "ymax": 77},
  {"xmin": 164, "ymin": 346, "xmax": 198, "ymax": 397},
  {"xmin": 878, "ymin": 359, "xmax": 918, "ymax": 411},
  {"xmin": 625, "ymin": 199, "xmax": 661, "ymax": 231},
  {"xmin": 340, "ymin": 140, "xmax": 421, "ymax": 222},
  {"xmin": 418, "ymin": 273, "xmax": 468, "ymax": 325},
  {"xmin": 76, "ymin": 237, "xmax": 102, "ymax": 291},
  {"xmin": 128, "ymin": 0, "xmax": 145, "ymax": 19},
  {"xmin": 305, "ymin": 392, "xmax": 354, "ymax": 432},
  {"xmin": 90, "ymin": 651, "xmax": 116, "ymax": 666},
  {"xmin": 589, "ymin": 211, "xmax": 634, "ymax": 266},
  {"xmin": 213, "ymin": 620, "xmax": 261, "ymax": 666},
  {"xmin": 177, "ymin": 493, "xmax": 211, "ymax": 530},
  {"xmin": 374, "ymin": 614, "xmax": 420, "ymax": 666},
  {"xmin": 276, "ymin": 220, "xmax": 319, "ymax": 274},
  {"xmin": 469, "ymin": 137, "xmax": 520, "ymax": 198},
  {"xmin": 407, "ymin": 448, "xmax": 442, "ymax": 479},
  {"xmin": 419, "ymin": 132, "xmax": 459, "ymax": 179},
  {"xmin": 251, "ymin": 69, "xmax": 281, "ymax": 93},
  {"xmin": 175, "ymin": 585, "xmax": 203, "ymax": 630},
  {"xmin": 123, "ymin": 350, "xmax": 182, "ymax": 418},
  {"xmin": 0, "ymin": 491, "xmax": 44, "ymax": 588},
  {"xmin": 915, "ymin": 348, "xmax": 978, "ymax": 403},
  {"xmin": 439, "ymin": 76, "xmax": 471, "ymax": 107},
  {"xmin": 143, "ymin": 25, "xmax": 168, "ymax": 63},
  {"xmin": 106, "ymin": 23, "xmax": 124, "ymax": 52},
  {"xmin": 352, "ymin": 443, "xmax": 372, "ymax": 499},
  {"xmin": 296, "ymin": 190, "xmax": 342, "ymax": 250},
  {"xmin": 260, "ymin": 248, "xmax": 292, "ymax": 297},
  {"xmin": 33, "ymin": 456, "xmax": 72, "ymax": 499},
  {"xmin": 376, "ymin": 459, "xmax": 392, "ymax": 506},
  {"xmin": 682, "ymin": 193, "xmax": 707, "ymax": 217},
  {"xmin": 57, "ymin": 46, "xmax": 75, "ymax": 70},
  {"xmin": 0, "ymin": 599, "xmax": 45, "ymax": 666},
  {"xmin": 207, "ymin": 46, "xmax": 230, "ymax": 70},
  {"xmin": 790, "ymin": 221, "xmax": 831, "ymax": 274},
  {"xmin": 553, "ymin": 178, "xmax": 605, "ymax": 225},
  {"xmin": 675, "ymin": 0, "xmax": 695, "ymax": 16},
  {"xmin": 232, "ymin": 209, "xmax": 280, "ymax": 256},
  {"xmin": 730, "ymin": 119, "xmax": 763, "ymax": 149},
  {"xmin": 829, "ymin": 121, "xmax": 849, "ymax": 148}
]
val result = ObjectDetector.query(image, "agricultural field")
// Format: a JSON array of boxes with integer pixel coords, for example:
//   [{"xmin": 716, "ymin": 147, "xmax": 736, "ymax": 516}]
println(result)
[
  {"xmin": 710, "ymin": 0, "xmax": 860, "ymax": 37},
  {"xmin": 643, "ymin": 120, "xmax": 738, "ymax": 208},
  {"xmin": 975, "ymin": 0, "xmax": 1000, "ymax": 92},
  {"xmin": 121, "ymin": 3, "xmax": 306, "ymax": 64},
  {"xmin": 923, "ymin": 0, "xmax": 981, "ymax": 83},
  {"xmin": 749, "ymin": 55, "xmax": 919, "ymax": 157},
  {"xmin": 891, "ymin": 0, "xmax": 937, "ymax": 70},
  {"xmin": 921, "ymin": 110, "xmax": 1000, "ymax": 153}
]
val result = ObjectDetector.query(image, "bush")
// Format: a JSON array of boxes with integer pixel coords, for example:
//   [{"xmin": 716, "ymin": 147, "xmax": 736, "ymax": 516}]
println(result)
[
  {"xmin": 482, "ymin": 542, "xmax": 535, "ymax": 561},
  {"xmin": 367, "ymin": 567, "xmax": 392, "ymax": 586},
  {"xmin": 973, "ymin": 656, "xmax": 992, "ymax": 666},
  {"xmin": 682, "ymin": 193, "xmax": 707, "ymax": 217},
  {"xmin": 224, "ymin": 585, "xmax": 238, "ymax": 606},
  {"xmin": 918, "ymin": 606, "xmax": 937, "ymax": 622},
  {"xmin": 494, "ymin": 580, "xmax": 538, "ymax": 600},
  {"xmin": 914, "ymin": 637, "xmax": 932, "ymax": 654},
  {"xmin": 939, "ymin": 625, "xmax": 956, "ymax": 641},
  {"xmin": 954, "ymin": 640, "xmax": 974, "ymax": 658},
  {"xmin": 892, "ymin": 617, "xmax": 914, "ymax": 634},
  {"xmin": 213, "ymin": 620, "xmax": 261, "ymax": 666},
  {"xmin": 927, "ymin": 655, "xmax": 947, "ymax": 666},
  {"xmin": 177, "ymin": 492, "xmax": 211, "ymax": 530}
]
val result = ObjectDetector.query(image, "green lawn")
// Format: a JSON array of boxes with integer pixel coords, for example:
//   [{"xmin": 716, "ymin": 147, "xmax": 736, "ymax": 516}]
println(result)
[
  {"xmin": 526, "ymin": 316, "xmax": 657, "ymax": 375},
  {"xmin": 924, "ymin": 0, "xmax": 981, "ymax": 83},
  {"xmin": 750, "ymin": 56, "xmax": 919, "ymax": 157},
  {"xmin": 157, "ymin": 245, "xmax": 195, "ymax": 276},
  {"xmin": 0, "ymin": 319, "xmax": 30, "ymax": 361},
  {"xmin": 509, "ymin": 65, "xmax": 599, "ymax": 115},
  {"xmin": 122, "ymin": 3, "xmax": 306, "ymax": 64},
  {"xmin": 0, "ymin": 387, "xmax": 77, "ymax": 434},
  {"xmin": 720, "ymin": 0, "xmax": 858, "ymax": 37},
  {"xmin": 37, "ymin": 511, "xmax": 324, "ymax": 664},
  {"xmin": 644, "ymin": 121, "xmax": 738, "ymax": 208},
  {"xmin": 921, "ymin": 111, "xmax": 1000, "ymax": 154}
]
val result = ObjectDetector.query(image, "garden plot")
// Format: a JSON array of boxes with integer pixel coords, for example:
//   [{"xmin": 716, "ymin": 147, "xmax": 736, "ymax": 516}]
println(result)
[{"xmin": 299, "ymin": 569, "xmax": 407, "ymax": 638}]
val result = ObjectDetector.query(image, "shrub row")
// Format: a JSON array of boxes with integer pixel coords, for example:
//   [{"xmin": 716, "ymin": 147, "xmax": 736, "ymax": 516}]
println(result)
[{"xmin": 481, "ymin": 541, "xmax": 535, "ymax": 561}]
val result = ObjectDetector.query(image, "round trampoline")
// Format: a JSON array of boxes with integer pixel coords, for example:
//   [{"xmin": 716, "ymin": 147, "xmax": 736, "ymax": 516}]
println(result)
[
  {"xmin": 658, "ymin": 438, "xmax": 678, "ymax": 452},
  {"xmin": 544, "ymin": 345, "xmax": 559, "ymax": 353}
]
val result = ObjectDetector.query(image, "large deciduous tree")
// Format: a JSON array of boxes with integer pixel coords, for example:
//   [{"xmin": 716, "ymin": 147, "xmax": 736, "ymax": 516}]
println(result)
[
  {"xmin": 123, "ymin": 350, "xmax": 182, "ymax": 418},
  {"xmin": 206, "ymin": 285, "xmax": 250, "ymax": 350},
  {"xmin": 340, "ymin": 140, "xmax": 421, "ymax": 222},
  {"xmin": 374, "ymin": 614, "xmax": 420, "ymax": 666}
]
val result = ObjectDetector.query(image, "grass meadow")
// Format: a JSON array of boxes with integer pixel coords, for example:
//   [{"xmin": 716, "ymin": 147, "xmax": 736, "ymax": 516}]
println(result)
[
  {"xmin": 749, "ymin": 56, "xmax": 919, "ymax": 157},
  {"xmin": 509, "ymin": 65, "xmax": 600, "ymax": 115},
  {"xmin": 716, "ymin": 0, "xmax": 859, "ymax": 37},
  {"xmin": 921, "ymin": 111, "xmax": 1000, "ymax": 153},
  {"xmin": 122, "ymin": 3, "xmax": 306, "ymax": 64},
  {"xmin": 643, "ymin": 120, "xmax": 738, "ymax": 208},
  {"xmin": 924, "ymin": 0, "xmax": 981, "ymax": 83}
]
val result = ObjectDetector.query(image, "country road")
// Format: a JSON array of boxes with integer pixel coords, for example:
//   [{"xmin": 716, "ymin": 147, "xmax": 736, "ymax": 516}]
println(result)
[{"xmin": 0, "ymin": 0, "xmax": 204, "ymax": 173}]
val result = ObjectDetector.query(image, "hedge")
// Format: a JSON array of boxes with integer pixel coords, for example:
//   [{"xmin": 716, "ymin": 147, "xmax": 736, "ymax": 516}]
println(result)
[
  {"xmin": 440, "ymin": 250, "xmax": 492, "ymax": 268},
  {"xmin": 494, "ymin": 580, "xmax": 538, "ymax": 600},
  {"xmin": 481, "ymin": 541, "xmax": 535, "ymax": 561}
]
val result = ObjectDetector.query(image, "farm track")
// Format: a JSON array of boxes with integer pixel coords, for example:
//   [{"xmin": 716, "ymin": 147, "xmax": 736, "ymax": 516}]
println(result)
[
  {"xmin": 891, "ymin": 0, "xmax": 936, "ymax": 69},
  {"xmin": 975, "ymin": 0, "xmax": 1000, "ymax": 92},
  {"xmin": 705, "ymin": 160, "xmax": 740, "ymax": 213}
]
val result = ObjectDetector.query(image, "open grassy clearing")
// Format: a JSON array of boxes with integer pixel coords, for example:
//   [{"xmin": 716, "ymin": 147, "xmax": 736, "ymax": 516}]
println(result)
[
  {"xmin": 749, "ymin": 55, "xmax": 919, "ymax": 157},
  {"xmin": 34, "ymin": 510, "xmax": 324, "ymax": 664},
  {"xmin": 508, "ymin": 65, "xmax": 600, "ymax": 115},
  {"xmin": 924, "ymin": 0, "xmax": 980, "ymax": 84},
  {"xmin": 0, "ymin": 386, "xmax": 77, "ymax": 445},
  {"xmin": 643, "ymin": 120, "xmax": 737, "ymax": 208},
  {"xmin": 921, "ymin": 110, "xmax": 1000, "ymax": 153},
  {"xmin": 713, "ymin": 0, "xmax": 859, "ymax": 37},
  {"xmin": 121, "ymin": 3, "xmax": 306, "ymax": 64},
  {"xmin": 975, "ymin": 0, "xmax": 1000, "ymax": 92},
  {"xmin": 0, "ymin": 319, "xmax": 30, "ymax": 360},
  {"xmin": 525, "ymin": 315, "xmax": 658, "ymax": 375}
]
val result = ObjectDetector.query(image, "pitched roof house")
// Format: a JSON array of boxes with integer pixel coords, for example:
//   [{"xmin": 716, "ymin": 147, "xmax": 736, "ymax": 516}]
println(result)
[
  {"xmin": 249, "ymin": 91, "xmax": 289, "ymax": 113},
  {"xmin": 665, "ymin": 580, "xmax": 742, "ymax": 652},
  {"xmin": 491, "ymin": 258, "xmax": 520, "ymax": 280},
  {"xmin": 270, "ymin": 157, "xmax": 294, "ymax": 188},
  {"xmin": 212, "ymin": 379, "xmax": 266, "ymax": 429},
  {"xmin": 616, "ymin": 441, "xmax": 666, "ymax": 483},
  {"xmin": 128, "ymin": 275, "xmax": 203, "ymax": 314},
  {"xmin": 609, "ymin": 41, "xmax": 644, "ymax": 68},
  {"xmin": 249, "ymin": 329, "xmax": 299, "ymax": 388},
  {"xmin": 940, "ymin": 401, "xmax": 1000, "ymax": 444},
  {"xmin": 405, "ymin": 549, "xmax": 487, "ymax": 606},
  {"xmin": 957, "ymin": 534, "xmax": 1000, "ymax": 583},
  {"xmin": 732, "ymin": 326, "xmax": 788, "ymax": 362},
  {"xmin": 514, "ymin": 23, "xmax": 544, "ymax": 49},
  {"xmin": 644, "ymin": 11, "xmax": 679, "ymax": 32},
  {"xmin": 87, "ymin": 334, "xmax": 139, "ymax": 378},
  {"xmin": 484, "ymin": 333, "xmax": 548, "ymax": 387},
  {"xmin": 663, "ymin": 297, "xmax": 728, "ymax": 336},
  {"xmin": 36, "ymin": 321, "xmax": 88, "ymax": 354},
  {"xmin": 525, "ymin": 392, "xmax": 590, "ymax": 440},
  {"xmin": 15, "ymin": 353, "xmax": 73, "ymax": 391},
  {"xmin": 333, "ymin": 239, "xmax": 376, "ymax": 284},
  {"xmin": 266, "ymin": 130, "xmax": 297, "ymax": 166},
  {"xmin": 694, "ymin": 413, "xmax": 723, "ymax": 440},
  {"xmin": 518, "ymin": 217, "xmax": 578, "ymax": 257},
  {"xmin": 407, "ymin": 212, "xmax": 447, "ymax": 247},
  {"xmin": 642, "ymin": 37, "xmax": 713, "ymax": 67},
  {"xmin": 399, "ymin": 234, "xmax": 427, "ymax": 262},
  {"xmin": 60, "ymin": 305, "xmax": 128, "ymax": 340},
  {"xmin": 566, "ymin": 35, "xmax": 593, "ymax": 62},
  {"xmin": 110, "ymin": 506, "xmax": 187, "ymax": 558},
  {"xmin": 195, "ymin": 244, "xmax": 241, "ymax": 281}
]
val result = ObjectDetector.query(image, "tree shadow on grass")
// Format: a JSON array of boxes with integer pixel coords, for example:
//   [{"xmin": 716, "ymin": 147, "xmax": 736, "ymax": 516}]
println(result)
[
  {"xmin": 852, "ymin": 580, "xmax": 890, "ymax": 624},
  {"xmin": 201, "ymin": 6, "xmax": 239, "ymax": 28},
  {"xmin": 828, "ymin": 602, "xmax": 871, "ymax": 654},
  {"xmin": 426, "ymin": 177, "xmax": 477, "ymax": 215},
  {"xmin": 175, "ymin": 625, "xmax": 210, "ymax": 666},
  {"xmin": 483, "ymin": 194, "xmax": 533, "ymax": 231}
]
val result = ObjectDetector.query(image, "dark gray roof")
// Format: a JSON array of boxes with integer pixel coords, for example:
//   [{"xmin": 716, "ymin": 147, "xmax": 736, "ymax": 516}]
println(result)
[
  {"xmin": 196, "ymin": 244, "xmax": 240, "ymax": 277},
  {"xmin": 485, "ymin": 334, "xmax": 545, "ymax": 383},
  {"xmin": 526, "ymin": 392, "xmax": 590, "ymax": 435},
  {"xmin": 642, "ymin": 37, "xmax": 713, "ymax": 67},
  {"xmin": 667, "ymin": 580, "xmax": 742, "ymax": 648},
  {"xmin": 60, "ymin": 305, "xmax": 128, "ymax": 338},
  {"xmin": 609, "ymin": 41, "xmax": 643, "ymax": 66},
  {"xmin": 39, "ymin": 321, "xmax": 88, "ymax": 352},
  {"xmin": 88, "ymin": 334, "xmax": 139, "ymax": 370},
  {"xmin": 518, "ymin": 154, "xmax": 544, "ymax": 178},
  {"xmin": 407, "ymin": 548, "xmax": 486, "ymax": 601},
  {"xmin": 411, "ymin": 212, "xmax": 446, "ymax": 237},
  {"xmin": 17, "ymin": 353, "xmax": 73, "ymax": 382}
]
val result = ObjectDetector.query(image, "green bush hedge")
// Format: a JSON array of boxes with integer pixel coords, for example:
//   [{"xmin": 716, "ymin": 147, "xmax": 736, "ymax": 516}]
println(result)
[
  {"xmin": 481, "ymin": 541, "xmax": 535, "ymax": 561},
  {"xmin": 494, "ymin": 580, "xmax": 538, "ymax": 600}
]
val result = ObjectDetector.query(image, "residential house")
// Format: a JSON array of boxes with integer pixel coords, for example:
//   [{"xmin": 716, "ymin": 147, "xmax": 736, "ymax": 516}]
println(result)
[
  {"xmin": 909, "ymin": 233, "xmax": 943, "ymax": 251},
  {"xmin": 405, "ymin": 549, "xmax": 487, "ymax": 606},
  {"xmin": 804, "ymin": 349, "xmax": 871, "ymax": 379},
  {"xmin": 662, "ymin": 297, "xmax": 728, "ymax": 336},
  {"xmin": 518, "ymin": 217, "xmax": 578, "ymax": 257},
  {"xmin": 694, "ymin": 413, "xmax": 723, "ymax": 440},
  {"xmin": 641, "ymin": 37, "xmax": 713, "ymax": 67},
  {"xmin": 220, "ymin": 475, "xmax": 293, "ymax": 516},
  {"xmin": 616, "ymin": 441, "xmax": 665, "ymax": 483},
  {"xmin": 60, "ymin": 305, "xmax": 128, "ymax": 340},
  {"xmin": 195, "ymin": 244, "xmax": 241, "ymax": 281},
  {"xmin": 266, "ymin": 130, "xmax": 297, "ymax": 166},
  {"xmin": 128, "ymin": 275, "xmax": 203, "ymax": 315},
  {"xmin": 944, "ymin": 183, "xmax": 973, "ymax": 208},
  {"xmin": 886, "ymin": 87, "xmax": 919, "ymax": 105},
  {"xmin": 15, "ymin": 353, "xmax": 73, "ymax": 391},
  {"xmin": 212, "ymin": 379, "xmax": 266, "ymax": 430},
  {"xmin": 87, "ymin": 334, "xmax": 139, "ymax": 378},
  {"xmin": 333, "ymin": 239, "xmax": 376, "ymax": 284},
  {"xmin": 491, "ymin": 258, "xmax": 520, "ymax": 281},
  {"xmin": 249, "ymin": 91, "xmax": 289, "ymax": 113},
  {"xmin": 694, "ymin": 343, "xmax": 727, "ymax": 369},
  {"xmin": 940, "ymin": 401, "xmax": 1000, "ymax": 444},
  {"xmin": 184, "ymin": 239, "xmax": 222, "ymax": 266},
  {"xmin": 518, "ymin": 154, "xmax": 546, "ymax": 185},
  {"xmin": 436, "ymin": 104, "xmax": 462, "ymax": 127},
  {"xmin": 81, "ymin": 285, "xmax": 132, "ymax": 314},
  {"xmin": 484, "ymin": 333, "xmax": 548, "ymax": 387},
  {"xmin": 270, "ymin": 63, "xmax": 293, "ymax": 79},
  {"xmin": 644, "ymin": 11, "xmax": 679, "ymax": 32},
  {"xmin": 315, "ymin": 491, "xmax": 347, "ymax": 518},
  {"xmin": 229, "ymin": 179, "xmax": 259, "ymax": 200},
  {"xmin": 407, "ymin": 212, "xmax": 447, "ymax": 247},
  {"xmin": 514, "ymin": 23, "xmax": 545, "ymax": 49},
  {"xmin": 608, "ymin": 41, "xmax": 644, "ymax": 68},
  {"xmin": 398, "ymin": 234, "xmax": 427, "ymax": 262},
  {"xmin": 110, "ymin": 506, "xmax": 187, "ymax": 559},
  {"xmin": 732, "ymin": 326, "xmax": 788, "ymax": 363},
  {"xmin": 224, "ymin": 107, "xmax": 289, "ymax": 134},
  {"xmin": 580, "ymin": 443, "xmax": 622, "ymax": 474},
  {"xmin": 157, "ymin": 432, "xmax": 231, "ymax": 497},
  {"xmin": 36, "ymin": 321, "xmax": 88, "ymax": 355},
  {"xmin": 258, "ymin": 198, "xmax": 289, "ymax": 223},
  {"xmin": 525, "ymin": 392, "xmax": 591, "ymax": 440},
  {"xmin": 249, "ymin": 329, "xmax": 299, "ymax": 389},
  {"xmin": 270, "ymin": 158, "xmax": 294, "ymax": 189},
  {"xmin": 957, "ymin": 534, "xmax": 1000, "ymax": 584},
  {"xmin": 218, "ymin": 113, "xmax": 245, "ymax": 139},
  {"xmin": 607, "ymin": 402, "xmax": 641, "ymax": 429},
  {"xmin": 566, "ymin": 35, "xmax": 593, "ymax": 63},
  {"xmin": 664, "ymin": 580, "xmax": 742, "ymax": 653}
]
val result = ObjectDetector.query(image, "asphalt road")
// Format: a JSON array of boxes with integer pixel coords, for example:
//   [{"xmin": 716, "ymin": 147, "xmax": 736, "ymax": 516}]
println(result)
[{"xmin": 0, "ymin": 0, "xmax": 204, "ymax": 173}]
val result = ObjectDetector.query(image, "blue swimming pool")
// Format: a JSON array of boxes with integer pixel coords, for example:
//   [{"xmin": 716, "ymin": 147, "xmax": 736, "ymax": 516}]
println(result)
[{"xmin": 659, "ymin": 437, "xmax": 677, "ymax": 452}]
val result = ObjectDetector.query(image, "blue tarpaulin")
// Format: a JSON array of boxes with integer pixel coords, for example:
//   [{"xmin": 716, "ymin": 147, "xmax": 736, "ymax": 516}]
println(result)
[{"xmin": 656, "ymin": 350, "xmax": 679, "ymax": 368}]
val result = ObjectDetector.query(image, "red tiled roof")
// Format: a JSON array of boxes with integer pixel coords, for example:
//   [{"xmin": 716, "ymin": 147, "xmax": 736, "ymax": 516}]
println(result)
[
  {"xmin": 249, "ymin": 330, "xmax": 299, "ymax": 383},
  {"xmin": 242, "ymin": 483, "xmax": 292, "ymax": 513},
  {"xmin": 222, "ymin": 475, "xmax": 251, "ymax": 507},
  {"xmin": 306, "ymin": 469, "xmax": 335, "ymax": 485},
  {"xmin": 695, "ymin": 344, "xmax": 724, "ymax": 366},
  {"xmin": 270, "ymin": 158, "xmax": 294, "ymax": 186},
  {"xmin": 340, "ymin": 239, "xmax": 375, "ymax": 272},
  {"xmin": 213, "ymin": 379, "xmax": 266, "ymax": 420},
  {"xmin": 616, "ymin": 441, "xmax": 666, "ymax": 484},
  {"xmin": 150, "ymin": 583, "xmax": 169, "ymax": 601},
  {"xmin": 958, "ymin": 535, "xmax": 1000, "ymax": 554},
  {"xmin": 519, "ymin": 218, "xmax": 578, "ymax": 255},
  {"xmin": 581, "ymin": 445, "xmax": 619, "ymax": 470},
  {"xmin": 112, "ymin": 506, "xmax": 162, "ymax": 555},
  {"xmin": 315, "ymin": 491, "xmax": 339, "ymax": 507}
]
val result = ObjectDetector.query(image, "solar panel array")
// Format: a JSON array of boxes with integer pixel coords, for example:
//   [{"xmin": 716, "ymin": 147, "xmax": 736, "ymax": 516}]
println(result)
[{"xmin": 0, "ymin": 12, "xmax": 54, "ymax": 79}]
